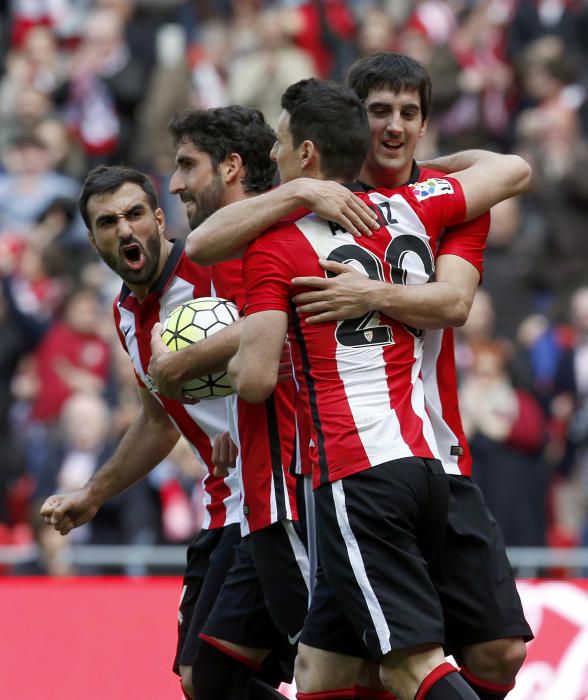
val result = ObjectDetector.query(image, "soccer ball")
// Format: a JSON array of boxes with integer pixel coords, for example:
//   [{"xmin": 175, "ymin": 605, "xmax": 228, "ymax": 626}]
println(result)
[{"xmin": 161, "ymin": 297, "xmax": 240, "ymax": 399}]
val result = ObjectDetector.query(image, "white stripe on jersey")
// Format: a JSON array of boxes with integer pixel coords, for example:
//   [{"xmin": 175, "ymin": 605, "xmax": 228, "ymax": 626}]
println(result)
[
  {"xmin": 422, "ymin": 330, "xmax": 461, "ymax": 475},
  {"xmin": 335, "ymin": 343, "xmax": 411, "ymax": 463},
  {"xmin": 410, "ymin": 339, "xmax": 441, "ymax": 460},
  {"xmin": 226, "ymin": 395, "xmax": 247, "ymax": 535},
  {"xmin": 367, "ymin": 191, "xmax": 435, "ymax": 286},
  {"xmin": 332, "ymin": 480, "xmax": 392, "ymax": 655}
]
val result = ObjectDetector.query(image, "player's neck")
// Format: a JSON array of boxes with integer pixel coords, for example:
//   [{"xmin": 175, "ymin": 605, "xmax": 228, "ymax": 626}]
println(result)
[{"xmin": 359, "ymin": 162, "xmax": 413, "ymax": 189}]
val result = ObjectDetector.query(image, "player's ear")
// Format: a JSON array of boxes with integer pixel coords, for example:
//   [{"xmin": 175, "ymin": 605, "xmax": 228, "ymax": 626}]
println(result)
[
  {"xmin": 155, "ymin": 207, "xmax": 165, "ymax": 234},
  {"xmin": 220, "ymin": 153, "xmax": 244, "ymax": 185},
  {"xmin": 300, "ymin": 140, "xmax": 316, "ymax": 171},
  {"xmin": 419, "ymin": 118, "xmax": 428, "ymax": 138}
]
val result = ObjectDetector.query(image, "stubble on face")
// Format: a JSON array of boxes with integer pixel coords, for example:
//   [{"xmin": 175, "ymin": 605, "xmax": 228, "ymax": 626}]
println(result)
[
  {"xmin": 182, "ymin": 173, "xmax": 226, "ymax": 229},
  {"xmin": 97, "ymin": 231, "xmax": 162, "ymax": 287}
]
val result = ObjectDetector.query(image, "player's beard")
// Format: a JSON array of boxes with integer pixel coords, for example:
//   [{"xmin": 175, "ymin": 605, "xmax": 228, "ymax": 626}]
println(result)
[
  {"xmin": 98, "ymin": 231, "xmax": 162, "ymax": 287},
  {"xmin": 184, "ymin": 175, "xmax": 225, "ymax": 229}
]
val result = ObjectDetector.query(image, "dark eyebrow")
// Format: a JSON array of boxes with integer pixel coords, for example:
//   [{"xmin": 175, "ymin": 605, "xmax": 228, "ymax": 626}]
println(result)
[{"xmin": 94, "ymin": 203, "xmax": 146, "ymax": 227}]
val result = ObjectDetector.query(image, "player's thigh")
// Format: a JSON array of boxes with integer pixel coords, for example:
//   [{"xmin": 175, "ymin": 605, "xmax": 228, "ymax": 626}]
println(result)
[
  {"xmin": 249, "ymin": 519, "xmax": 310, "ymax": 637},
  {"xmin": 313, "ymin": 458, "xmax": 448, "ymax": 661},
  {"xmin": 432, "ymin": 476, "xmax": 533, "ymax": 656},
  {"xmin": 200, "ymin": 536, "xmax": 283, "ymax": 655},
  {"xmin": 174, "ymin": 525, "xmax": 240, "ymax": 673}
]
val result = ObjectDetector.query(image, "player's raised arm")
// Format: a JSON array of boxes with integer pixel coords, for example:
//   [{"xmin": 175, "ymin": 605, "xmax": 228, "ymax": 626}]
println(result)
[
  {"xmin": 422, "ymin": 150, "xmax": 531, "ymax": 220},
  {"xmin": 227, "ymin": 310, "xmax": 288, "ymax": 403},
  {"xmin": 185, "ymin": 178, "xmax": 379, "ymax": 265},
  {"xmin": 40, "ymin": 386, "xmax": 180, "ymax": 535}
]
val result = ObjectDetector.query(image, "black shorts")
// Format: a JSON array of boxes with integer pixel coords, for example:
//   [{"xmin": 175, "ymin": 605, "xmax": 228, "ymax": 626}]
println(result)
[
  {"xmin": 308, "ymin": 458, "xmax": 449, "ymax": 661},
  {"xmin": 200, "ymin": 520, "xmax": 310, "ymax": 682},
  {"xmin": 173, "ymin": 524, "xmax": 241, "ymax": 674},
  {"xmin": 433, "ymin": 476, "xmax": 534, "ymax": 656}
]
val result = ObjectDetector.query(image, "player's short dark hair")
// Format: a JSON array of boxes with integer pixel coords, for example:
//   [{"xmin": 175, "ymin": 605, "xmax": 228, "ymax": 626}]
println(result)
[
  {"xmin": 78, "ymin": 165, "xmax": 159, "ymax": 229},
  {"xmin": 281, "ymin": 78, "xmax": 369, "ymax": 182},
  {"xmin": 347, "ymin": 52, "xmax": 432, "ymax": 122},
  {"xmin": 168, "ymin": 106, "xmax": 276, "ymax": 195}
]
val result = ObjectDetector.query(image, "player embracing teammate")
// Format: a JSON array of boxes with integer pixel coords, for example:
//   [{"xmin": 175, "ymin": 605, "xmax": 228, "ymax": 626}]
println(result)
[{"xmin": 41, "ymin": 52, "xmax": 534, "ymax": 700}]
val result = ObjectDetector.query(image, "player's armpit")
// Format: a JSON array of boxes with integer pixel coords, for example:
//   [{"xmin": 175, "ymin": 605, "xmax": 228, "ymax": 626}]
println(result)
[{"xmin": 227, "ymin": 310, "xmax": 288, "ymax": 403}]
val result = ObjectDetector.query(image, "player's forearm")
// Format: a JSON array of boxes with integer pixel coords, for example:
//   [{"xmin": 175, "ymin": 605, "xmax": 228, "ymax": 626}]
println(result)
[
  {"xmin": 185, "ymin": 181, "xmax": 313, "ymax": 265},
  {"xmin": 368, "ymin": 280, "xmax": 472, "ymax": 329},
  {"xmin": 419, "ymin": 149, "xmax": 494, "ymax": 174},
  {"xmin": 156, "ymin": 320, "xmax": 242, "ymax": 384},
  {"xmin": 85, "ymin": 412, "xmax": 180, "ymax": 507}
]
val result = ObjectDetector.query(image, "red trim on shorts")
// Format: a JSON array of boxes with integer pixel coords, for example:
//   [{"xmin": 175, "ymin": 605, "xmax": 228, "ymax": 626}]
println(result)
[
  {"xmin": 415, "ymin": 662, "xmax": 456, "ymax": 700},
  {"xmin": 354, "ymin": 687, "xmax": 397, "ymax": 699},
  {"xmin": 460, "ymin": 666, "xmax": 516, "ymax": 693},
  {"xmin": 296, "ymin": 690, "xmax": 356, "ymax": 699},
  {"xmin": 198, "ymin": 633, "xmax": 263, "ymax": 671}
]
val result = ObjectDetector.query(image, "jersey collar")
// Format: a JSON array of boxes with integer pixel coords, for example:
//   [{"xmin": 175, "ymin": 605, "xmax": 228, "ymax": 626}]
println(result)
[
  {"xmin": 119, "ymin": 238, "xmax": 184, "ymax": 303},
  {"xmin": 346, "ymin": 161, "xmax": 421, "ymax": 192}
]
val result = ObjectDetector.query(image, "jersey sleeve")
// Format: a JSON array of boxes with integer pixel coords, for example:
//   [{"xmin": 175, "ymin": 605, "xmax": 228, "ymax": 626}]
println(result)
[
  {"xmin": 243, "ymin": 228, "xmax": 296, "ymax": 315},
  {"xmin": 409, "ymin": 176, "xmax": 467, "ymax": 229},
  {"xmin": 211, "ymin": 259, "xmax": 246, "ymax": 313},
  {"xmin": 436, "ymin": 210, "xmax": 489, "ymax": 279}
]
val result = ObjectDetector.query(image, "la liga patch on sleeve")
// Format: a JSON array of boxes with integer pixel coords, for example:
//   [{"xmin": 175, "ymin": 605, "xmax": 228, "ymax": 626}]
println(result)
[{"xmin": 410, "ymin": 178, "xmax": 454, "ymax": 201}]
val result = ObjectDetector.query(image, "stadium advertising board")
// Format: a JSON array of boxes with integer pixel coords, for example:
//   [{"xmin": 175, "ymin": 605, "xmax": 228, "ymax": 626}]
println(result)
[{"xmin": 1, "ymin": 578, "xmax": 587, "ymax": 699}]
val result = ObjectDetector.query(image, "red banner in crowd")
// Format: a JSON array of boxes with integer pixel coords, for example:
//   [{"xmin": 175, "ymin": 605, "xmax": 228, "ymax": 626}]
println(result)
[{"xmin": 1, "ymin": 578, "xmax": 588, "ymax": 699}]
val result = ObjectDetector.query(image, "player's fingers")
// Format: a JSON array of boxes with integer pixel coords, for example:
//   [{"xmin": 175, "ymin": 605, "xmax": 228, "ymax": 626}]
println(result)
[
  {"xmin": 317, "ymin": 259, "xmax": 351, "ymax": 274},
  {"xmin": 350, "ymin": 196, "xmax": 380, "ymax": 229},
  {"xmin": 40, "ymin": 496, "xmax": 60, "ymax": 517},
  {"xmin": 331, "ymin": 213, "xmax": 363, "ymax": 238},
  {"xmin": 56, "ymin": 517, "xmax": 75, "ymax": 535},
  {"xmin": 305, "ymin": 311, "xmax": 340, "ymax": 325},
  {"xmin": 291, "ymin": 275, "xmax": 330, "ymax": 290},
  {"xmin": 292, "ymin": 289, "xmax": 333, "ymax": 305},
  {"xmin": 296, "ymin": 301, "xmax": 334, "ymax": 315},
  {"xmin": 213, "ymin": 465, "xmax": 229, "ymax": 478},
  {"xmin": 150, "ymin": 325, "xmax": 169, "ymax": 352}
]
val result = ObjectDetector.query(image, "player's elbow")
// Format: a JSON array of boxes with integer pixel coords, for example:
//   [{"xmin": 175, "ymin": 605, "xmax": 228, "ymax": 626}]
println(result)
[
  {"xmin": 447, "ymin": 298, "xmax": 472, "ymax": 327},
  {"xmin": 185, "ymin": 230, "xmax": 215, "ymax": 265},
  {"xmin": 234, "ymin": 374, "xmax": 277, "ymax": 404},
  {"xmin": 505, "ymin": 155, "xmax": 532, "ymax": 196}
]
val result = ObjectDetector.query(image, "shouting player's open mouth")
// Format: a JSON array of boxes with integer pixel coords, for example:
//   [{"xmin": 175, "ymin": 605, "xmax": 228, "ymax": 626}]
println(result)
[{"xmin": 120, "ymin": 242, "xmax": 146, "ymax": 271}]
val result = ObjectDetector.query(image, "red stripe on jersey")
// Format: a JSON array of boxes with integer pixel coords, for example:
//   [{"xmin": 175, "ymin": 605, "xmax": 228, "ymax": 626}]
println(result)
[
  {"xmin": 437, "ymin": 329, "xmax": 472, "ymax": 476},
  {"xmin": 212, "ymin": 258, "xmax": 299, "ymax": 531},
  {"xmin": 237, "ymin": 388, "xmax": 299, "ymax": 532}
]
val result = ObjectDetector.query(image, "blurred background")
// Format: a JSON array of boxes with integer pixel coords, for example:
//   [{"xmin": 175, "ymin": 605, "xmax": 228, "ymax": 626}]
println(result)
[
  {"xmin": 1, "ymin": 0, "xmax": 588, "ymax": 577},
  {"xmin": 1, "ymin": 0, "xmax": 588, "ymax": 696}
]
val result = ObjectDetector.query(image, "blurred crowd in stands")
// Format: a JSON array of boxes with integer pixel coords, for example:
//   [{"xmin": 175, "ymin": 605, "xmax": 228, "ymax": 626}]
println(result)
[{"xmin": 1, "ymin": 0, "xmax": 588, "ymax": 575}]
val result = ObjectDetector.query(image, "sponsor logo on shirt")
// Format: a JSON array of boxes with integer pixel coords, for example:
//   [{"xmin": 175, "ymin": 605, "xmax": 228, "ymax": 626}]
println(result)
[{"xmin": 410, "ymin": 178, "xmax": 454, "ymax": 201}]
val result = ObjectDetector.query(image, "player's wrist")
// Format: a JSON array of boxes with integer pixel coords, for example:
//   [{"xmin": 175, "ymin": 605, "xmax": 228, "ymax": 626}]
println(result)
[{"xmin": 367, "ymin": 281, "xmax": 391, "ymax": 314}]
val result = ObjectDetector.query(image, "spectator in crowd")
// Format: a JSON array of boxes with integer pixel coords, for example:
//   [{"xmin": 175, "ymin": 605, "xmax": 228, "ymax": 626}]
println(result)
[{"xmin": 228, "ymin": 8, "xmax": 317, "ymax": 127}]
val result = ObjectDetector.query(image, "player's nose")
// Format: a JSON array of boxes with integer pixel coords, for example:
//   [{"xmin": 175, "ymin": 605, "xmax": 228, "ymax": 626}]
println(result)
[{"xmin": 169, "ymin": 169, "xmax": 184, "ymax": 194}]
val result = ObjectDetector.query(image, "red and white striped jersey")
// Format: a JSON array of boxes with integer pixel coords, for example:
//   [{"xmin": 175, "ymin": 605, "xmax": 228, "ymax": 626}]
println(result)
[
  {"xmin": 418, "ymin": 165, "xmax": 489, "ymax": 476},
  {"xmin": 114, "ymin": 240, "xmax": 241, "ymax": 530},
  {"xmin": 244, "ymin": 178, "xmax": 467, "ymax": 487},
  {"xmin": 211, "ymin": 258, "xmax": 299, "ymax": 535}
]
